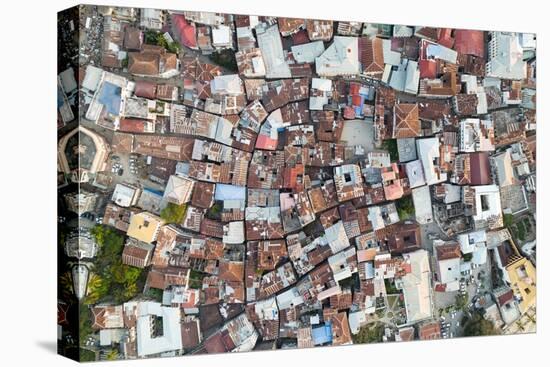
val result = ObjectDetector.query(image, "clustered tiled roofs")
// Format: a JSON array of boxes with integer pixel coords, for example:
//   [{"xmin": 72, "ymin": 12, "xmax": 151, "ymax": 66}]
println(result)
[{"xmin": 61, "ymin": 6, "xmax": 536, "ymax": 361}]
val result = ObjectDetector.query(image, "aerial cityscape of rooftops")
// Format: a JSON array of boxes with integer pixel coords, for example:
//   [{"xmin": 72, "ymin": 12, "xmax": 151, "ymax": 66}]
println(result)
[{"xmin": 57, "ymin": 4, "xmax": 536, "ymax": 362}]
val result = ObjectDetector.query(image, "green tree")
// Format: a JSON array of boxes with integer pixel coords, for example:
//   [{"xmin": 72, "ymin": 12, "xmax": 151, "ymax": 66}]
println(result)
[
  {"xmin": 144, "ymin": 287, "xmax": 164, "ymax": 302},
  {"xmin": 352, "ymin": 323, "xmax": 384, "ymax": 344},
  {"xmin": 516, "ymin": 221, "xmax": 526, "ymax": 241},
  {"xmin": 161, "ymin": 202, "xmax": 187, "ymax": 224},
  {"xmin": 525, "ymin": 313, "xmax": 536, "ymax": 324},
  {"xmin": 463, "ymin": 311, "xmax": 499, "ymax": 336},
  {"xmin": 381, "ymin": 139, "xmax": 399, "ymax": 162},
  {"xmin": 59, "ymin": 271, "xmax": 74, "ymax": 300},
  {"xmin": 156, "ymin": 33, "xmax": 169, "ymax": 49},
  {"xmin": 209, "ymin": 49, "xmax": 238, "ymax": 72},
  {"xmin": 89, "ymin": 225, "xmax": 143, "ymax": 304},
  {"xmin": 515, "ymin": 320, "xmax": 525, "ymax": 331},
  {"xmin": 455, "ymin": 293, "xmax": 468, "ymax": 310},
  {"xmin": 188, "ymin": 269, "xmax": 206, "ymax": 289},
  {"xmin": 503, "ymin": 214, "xmax": 514, "ymax": 228},
  {"xmin": 84, "ymin": 273, "xmax": 108, "ymax": 305},
  {"xmin": 462, "ymin": 252, "xmax": 473, "ymax": 262},
  {"xmin": 105, "ymin": 349, "xmax": 119, "ymax": 361},
  {"xmin": 206, "ymin": 201, "xmax": 222, "ymax": 220},
  {"xmin": 384, "ymin": 278, "xmax": 399, "ymax": 294},
  {"xmin": 144, "ymin": 30, "xmax": 159, "ymax": 44},
  {"xmin": 79, "ymin": 348, "xmax": 96, "ymax": 362},
  {"xmin": 79, "ymin": 306, "xmax": 93, "ymax": 345},
  {"xmin": 396, "ymin": 195, "xmax": 415, "ymax": 221}
]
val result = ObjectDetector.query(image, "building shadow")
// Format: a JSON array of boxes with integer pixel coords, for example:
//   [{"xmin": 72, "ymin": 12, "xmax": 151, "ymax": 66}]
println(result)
[{"xmin": 36, "ymin": 340, "xmax": 57, "ymax": 354}]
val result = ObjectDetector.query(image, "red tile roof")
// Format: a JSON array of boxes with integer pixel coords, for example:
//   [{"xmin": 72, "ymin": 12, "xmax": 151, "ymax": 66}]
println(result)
[
  {"xmin": 497, "ymin": 289, "xmax": 515, "ymax": 306},
  {"xmin": 419, "ymin": 321, "xmax": 441, "ymax": 340},
  {"xmin": 437, "ymin": 28, "xmax": 454, "ymax": 48},
  {"xmin": 119, "ymin": 118, "xmax": 148, "ymax": 133},
  {"xmin": 172, "ymin": 14, "xmax": 197, "ymax": 49},
  {"xmin": 454, "ymin": 30, "xmax": 485, "ymax": 59},
  {"xmin": 255, "ymin": 134, "xmax": 278, "ymax": 150},
  {"xmin": 219, "ymin": 261, "xmax": 244, "ymax": 282},
  {"xmin": 393, "ymin": 103, "xmax": 420, "ymax": 138},
  {"xmin": 419, "ymin": 59, "xmax": 437, "ymax": 79},
  {"xmin": 292, "ymin": 30, "xmax": 310, "ymax": 45},
  {"xmin": 134, "ymin": 80, "xmax": 157, "ymax": 99},
  {"xmin": 469, "ymin": 152, "xmax": 492, "ymax": 185},
  {"xmin": 359, "ymin": 37, "xmax": 385, "ymax": 76},
  {"xmin": 436, "ymin": 243, "xmax": 461, "ymax": 260}
]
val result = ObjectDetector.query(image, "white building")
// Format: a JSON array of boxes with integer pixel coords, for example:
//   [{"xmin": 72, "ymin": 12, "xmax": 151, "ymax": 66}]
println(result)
[
  {"xmin": 257, "ymin": 24, "xmax": 292, "ymax": 79},
  {"xmin": 471, "ymin": 185, "xmax": 504, "ymax": 230},
  {"xmin": 389, "ymin": 59, "xmax": 420, "ymax": 95},
  {"xmin": 486, "ymin": 32, "xmax": 527, "ymax": 80},
  {"xmin": 132, "ymin": 301, "xmax": 182, "ymax": 357},
  {"xmin": 223, "ymin": 221, "xmax": 245, "ymax": 244},
  {"xmin": 112, "ymin": 183, "xmax": 142, "ymax": 207},
  {"xmin": 140, "ymin": 9, "xmax": 165, "ymax": 30},
  {"xmin": 309, "ymin": 78, "xmax": 333, "ymax": 110},
  {"xmin": 492, "ymin": 150, "xmax": 516, "ymax": 187},
  {"xmin": 416, "ymin": 137, "xmax": 447, "ymax": 185},
  {"xmin": 458, "ymin": 230, "xmax": 488, "ymax": 266},
  {"xmin": 397, "ymin": 250, "xmax": 433, "ymax": 325},
  {"xmin": 459, "ymin": 118, "xmax": 495, "ymax": 153},
  {"xmin": 367, "ymin": 203, "xmax": 399, "ymax": 231},
  {"xmin": 291, "ymin": 41, "xmax": 325, "ymax": 64},
  {"xmin": 276, "ymin": 287, "xmax": 305, "ymax": 310},
  {"xmin": 405, "ymin": 160, "xmax": 426, "ymax": 188},
  {"xmin": 412, "ymin": 185, "xmax": 433, "ymax": 224},
  {"xmin": 212, "ymin": 25, "xmax": 233, "ymax": 49},
  {"xmin": 211, "ymin": 74, "xmax": 244, "ymax": 95},
  {"xmin": 433, "ymin": 240, "xmax": 461, "ymax": 292},
  {"xmin": 328, "ymin": 247, "xmax": 357, "ymax": 282},
  {"xmin": 163, "ymin": 175, "xmax": 195, "ymax": 205},
  {"xmin": 460, "ymin": 75, "xmax": 488, "ymax": 115},
  {"xmin": 315, "ymin": 36, "xmax": 360, "ymax": 77}
]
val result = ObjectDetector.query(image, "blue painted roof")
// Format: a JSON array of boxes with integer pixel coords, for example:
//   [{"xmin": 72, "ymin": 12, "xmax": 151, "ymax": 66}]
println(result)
[
  {"xmin": 214, "ymin": 184, "xmax": 246, "ymax": 201},
  {"xmin": 57, "ymin": 86, "xmax": 64, "ymax": 109},
  {"xmin": 98, "ymin": 82, "xmax": 122, "ymax": 115},
  {"xmin": 144, "ymin": 188, "xmax": 164, "ymax": 196},
  {"xmin": 312, "ymin": 322, "xmax": 333, "ymax": 345}
]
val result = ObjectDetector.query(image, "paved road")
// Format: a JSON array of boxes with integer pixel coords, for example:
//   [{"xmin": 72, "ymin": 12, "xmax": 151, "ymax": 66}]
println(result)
[{"xmin": 439, "ymin": 309, "xmax": 464, "ymax": 338}]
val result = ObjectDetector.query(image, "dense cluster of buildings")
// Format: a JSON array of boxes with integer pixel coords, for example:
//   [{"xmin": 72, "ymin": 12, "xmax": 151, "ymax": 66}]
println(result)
[{"xmin": 57, "ymin": 5, "xmax": 536, "ymax": 362}]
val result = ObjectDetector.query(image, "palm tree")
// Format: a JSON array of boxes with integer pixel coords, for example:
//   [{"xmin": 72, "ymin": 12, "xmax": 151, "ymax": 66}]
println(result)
[
  {"xmin": 525, "ymin": 313, "xmax": 536, "ymax": 324},
  {"xmin": 59, "ymin": 271, "xmax": 74, "ymax": 299},
  {"xmin": 84, "ymin": 273, "xmax": 106, "ymax": 305},
  {"xmin": 105, "ymin": 349, "xmax": 119, "ymax": 361},
  {"xmin": 515, "ymin": 320, "xmax": 525, "ymax": 331}
]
